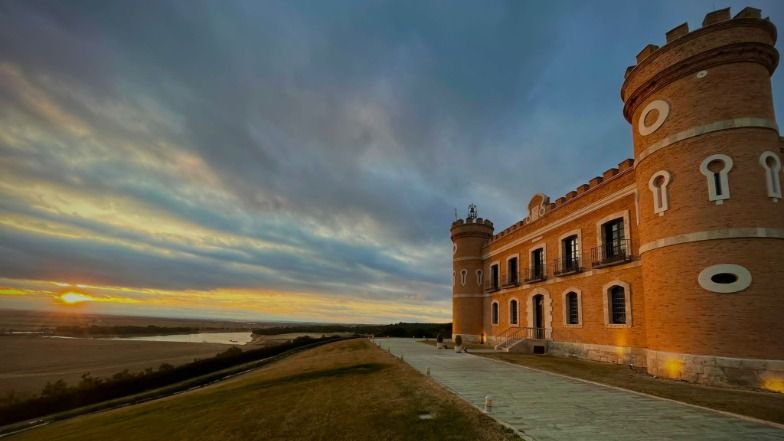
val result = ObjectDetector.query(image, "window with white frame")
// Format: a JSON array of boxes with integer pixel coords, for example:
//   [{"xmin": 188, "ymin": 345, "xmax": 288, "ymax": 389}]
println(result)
[
  {"xmin": 602, "ymin": 281, "xmax": 632, "ymax": 327},
  {"xmin": 507, "ymin": 256, "xmax": 519, "ymax": 285},
  {"xmin": 648, "ymin": 170, "xmax": 671, "ymax": 215},
  {"xmin": 565, "ymin": 291, "xmax": 580, "ymax": 325},
  {"xmin": 476, "ymin": 269, "xmax": 483, "ymax": 286},
  {"xmin": 509, "ymin": 299, "xmax": 519, "ymax": 325},
  {"xmin": 452, "ymin": 271, "xmax": 455, "ymax": 287},
  {"xmin": 490, "ymin": 264, "xmax": 499, "ymax": 290},
  {"xmin": 759, "ymin": 151, "xmax": 782, "ymax": 202},
  {"xmin": 601, "ymin": 218, "xmax": 627, "ymax": 262},
  {"xmin": 609, "ymin": 286, "xmax": 626, "ymax": 324},
  {"xmin": 561, "ymin": 235, "xmax": 580, "ymax": 274},
  {"xmin": 491, "ymin": 301, "xmax": 499, "ymax": 325},
  {"xmin": 528, "ymin": 247, "xmax": 545, "ymax": 281},
  {"xmin": 699, "ymin": 154, "xmax": 733, "ymax": 204},
  {"xmin": 460, "ymin": 269, "xmax": 467, "ymax": 286}
]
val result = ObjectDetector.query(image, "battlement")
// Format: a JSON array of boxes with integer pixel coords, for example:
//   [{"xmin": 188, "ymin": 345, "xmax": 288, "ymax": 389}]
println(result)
[
  {"xmin": 486, "ymin": 158, "xmax": 634, "ymax": 244},
  {"xmin": 451, "ymin": 217, "xmax": 493, "ymax": 229},
  {"xmin": 621, "ymin": 6, "xmax": 778, "ymax": 121}
]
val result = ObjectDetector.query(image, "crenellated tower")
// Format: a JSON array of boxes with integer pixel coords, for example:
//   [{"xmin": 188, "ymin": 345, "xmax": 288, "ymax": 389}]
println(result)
[
  {"xmin": 450, "ymin": 207, "xmax": 493, "ymax": 344},
  {"xmin": 622, "ymin": 7, "xmax": 784, "ymax": 379}
]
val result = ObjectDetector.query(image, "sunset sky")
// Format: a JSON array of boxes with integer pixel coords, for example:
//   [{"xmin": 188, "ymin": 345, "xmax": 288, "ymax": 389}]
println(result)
[{"xmin": 1, "ymin": 0, "xmax": 782, "ymax": 323}]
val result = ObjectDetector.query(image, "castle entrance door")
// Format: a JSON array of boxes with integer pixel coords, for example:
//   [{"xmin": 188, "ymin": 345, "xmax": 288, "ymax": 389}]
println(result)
[{"xmin": 533, "ymin": 294, "xmax": 544, "ymax": 339}]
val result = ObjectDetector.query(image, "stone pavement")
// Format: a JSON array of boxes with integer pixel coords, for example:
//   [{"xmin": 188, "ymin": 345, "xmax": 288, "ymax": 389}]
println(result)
[{"xmin": 375, "ymin": 338, "xmax": 784, "ymax": 441}]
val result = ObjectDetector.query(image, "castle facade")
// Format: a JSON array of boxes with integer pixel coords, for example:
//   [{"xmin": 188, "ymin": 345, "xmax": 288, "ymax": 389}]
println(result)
[{"xmin": 450, "ymin": 7, "xmax": 784, "ymax": 390}]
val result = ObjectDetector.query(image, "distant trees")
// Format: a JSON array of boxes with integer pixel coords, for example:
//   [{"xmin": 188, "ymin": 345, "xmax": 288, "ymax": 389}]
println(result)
[
  {"xmin": 252, "ymin": 322, "xmax": 452, "ymax": 339},
  {"xmin": 0, "ymin": 335, "xmax": 342, "ymax": 426}
]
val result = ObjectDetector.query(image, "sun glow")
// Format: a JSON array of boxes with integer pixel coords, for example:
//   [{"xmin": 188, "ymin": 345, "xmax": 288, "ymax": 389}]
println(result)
[{"xmin": 60, "ymin": 292, "xmax": 93, "ymax": 304}]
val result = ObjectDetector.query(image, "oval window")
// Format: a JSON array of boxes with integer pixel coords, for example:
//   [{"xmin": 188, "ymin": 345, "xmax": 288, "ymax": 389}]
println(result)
[
  {"xmin": 698, "ymin": 264, "xmax": 751, "ymax": 293},
  {"xmin": 710, "ymin": 273, "xmax": 738, "ymax": 284}
]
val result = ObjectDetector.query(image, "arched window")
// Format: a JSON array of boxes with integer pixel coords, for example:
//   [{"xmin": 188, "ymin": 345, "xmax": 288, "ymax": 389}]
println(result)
[
  {"xmin": 509, "ymin": 299, "xmax": 519, "ymax": 326},
  {"xmin": 476, "ymin": 269, "xmax": 483, "ymax": 286},
  {"xmin": 610, "ymin": 286, "xmax": 626, "ymax": 324},
  {"xmin": 566, "ymin": 292, "xmax": 579, "ymax": 325},
  {"xmin": 460, "ymin": 269, "xmax": 468, "ymax": 286},
  {"xmin": 648, "ymin": 170, "xmax": 671, "ymax": 215},
  {"xmin": 699, "ymin": 154, "xmax": 733, "ymax": 204},
  {"xmin": 759, "ymin": 151, "xmax": 782, "ymax": 201},
  {"xmin": 491, "ymin": 301, "xmax": 499, "ymax": 325}
]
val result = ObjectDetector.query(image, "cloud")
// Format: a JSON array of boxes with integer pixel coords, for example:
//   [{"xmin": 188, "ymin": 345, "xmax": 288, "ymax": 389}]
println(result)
[{"xmin": 0, "ymin": 0, "xmax": 782, "ymax": 322}]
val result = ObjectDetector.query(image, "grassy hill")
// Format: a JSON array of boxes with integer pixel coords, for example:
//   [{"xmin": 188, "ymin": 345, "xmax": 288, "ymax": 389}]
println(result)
[{"xmin": 8, "ymin": 339, "xmax": 516, "ymax": 441}]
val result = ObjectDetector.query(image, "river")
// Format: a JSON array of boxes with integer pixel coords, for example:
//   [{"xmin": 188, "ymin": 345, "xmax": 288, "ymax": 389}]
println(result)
[{"xmin": 105, "ymin": 331, "xmax": 253, "ymax": 345}]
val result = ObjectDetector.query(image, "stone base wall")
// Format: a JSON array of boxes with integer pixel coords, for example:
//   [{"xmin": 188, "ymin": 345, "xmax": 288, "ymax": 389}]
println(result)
[
  {"xmin": 454, "ymin": 333, "xmax": 483, "ymax": 344},
  {"xmin": 548, "ymin": 341, "xmax": 648, "ymax": 367},
  {"xmin": 545, "ymin": 341, "xmax": 784, "ymax": 391},
  {"xmin": 646, "ymin": 349, "xmax": 784, "ymax": 391}
]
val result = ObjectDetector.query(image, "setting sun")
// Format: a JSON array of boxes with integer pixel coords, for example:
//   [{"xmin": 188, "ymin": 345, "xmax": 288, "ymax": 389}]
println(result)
[{"xmin": 60, "ymin": 292, "xmax": 92, "ymax": 304}]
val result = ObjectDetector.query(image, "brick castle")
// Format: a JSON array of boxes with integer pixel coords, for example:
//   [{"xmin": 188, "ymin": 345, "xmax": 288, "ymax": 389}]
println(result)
[{"xmin": 450, "ymin": 7, "xmax": 783, "ymax": 390}]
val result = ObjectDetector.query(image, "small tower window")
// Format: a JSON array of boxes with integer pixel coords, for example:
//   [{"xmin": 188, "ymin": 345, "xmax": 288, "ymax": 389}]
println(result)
[
  {"xmin": 648, "ymin": 170, "xmax": 671, "ymax": 215},
  {"xmin": 460, "ymin": 269, "xmax": 468, "ymax": 287},
  {"xmin": 509, "ymin": 299, "xmax": 519, "ymax": 326},
  {"xmin": 699, "ymin": 154, "xmax": 733, "ymax": 204},
  {"xmin": 759, "ymin": 151, "xmax": 782, "ymax": 202},
  {"xmin": 491, "ymin": 301, "xmax": 499, "ymax": 325},
  {"xmin": 452, "ymin": 271, "xmax": 455, "ymax": 287},
  {"xmin": 476, "ymin": 269, "xmax": 483, "ymax": 286}
]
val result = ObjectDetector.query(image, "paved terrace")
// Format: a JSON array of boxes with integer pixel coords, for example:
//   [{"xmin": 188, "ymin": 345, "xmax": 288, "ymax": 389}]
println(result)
[{"xmin": 375, "ymin": 338, "xmax": 784, "ymax": 441}]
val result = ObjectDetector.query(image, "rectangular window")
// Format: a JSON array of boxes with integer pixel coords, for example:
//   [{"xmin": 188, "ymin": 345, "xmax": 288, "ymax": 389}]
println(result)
[
  {"xmin": 507, "ymin": 257, "xmax": 518, "ymax": 284},
  {"xmin": 611, "ymin": 287, "xmax": 626, "ymax": 324},
  {"xmin": 603, "ymin": 219, "xmax": 625, "ymax": 260},
  {"xmin": 567, "ymin": 293, "xmax": 579, "ymax": 325},
  {"xmin": 491, "ymin": 303, "xmax": 499, "ymax": 325},
  {"xmin": 491, "ymin": 264, "xmax": 499, "ymax": 290},
  {"xmin": 562, "ymin": 235, "xmax": 579, "ymax": 273},
  {"xmin": 532, "ymin": 248, "xmax": 544, "ymax": 279}
]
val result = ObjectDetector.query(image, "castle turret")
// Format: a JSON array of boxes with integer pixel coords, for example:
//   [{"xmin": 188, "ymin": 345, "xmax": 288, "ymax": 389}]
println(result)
[
  {"xmin": 622, "ymin": 7, "xmax": 784, "ymax": 382},
  {"xmin": 450, "ymin": 208, "xmax": 493, "ymax": 344}
]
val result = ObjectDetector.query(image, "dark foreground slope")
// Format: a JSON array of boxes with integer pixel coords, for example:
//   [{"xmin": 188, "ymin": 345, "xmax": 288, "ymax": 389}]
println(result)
[{"xmin": 8, "ymin": 339, "xmax": 516, "ymax": 441}]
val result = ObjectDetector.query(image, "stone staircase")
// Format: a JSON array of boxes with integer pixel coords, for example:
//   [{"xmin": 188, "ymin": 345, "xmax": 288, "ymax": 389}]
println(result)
[{"xmin": 494, "ymin": 327, "xmax": 551, "ymax": 352}]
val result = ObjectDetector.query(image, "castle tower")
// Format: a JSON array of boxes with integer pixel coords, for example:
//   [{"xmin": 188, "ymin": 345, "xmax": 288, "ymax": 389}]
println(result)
[
  {"xmin": 450, "ymin": 208, "xmax": 493, "ymax": 344},
  {"xmin": 622, "ymin": 7, "xmax": 784, "ymax": 383}
]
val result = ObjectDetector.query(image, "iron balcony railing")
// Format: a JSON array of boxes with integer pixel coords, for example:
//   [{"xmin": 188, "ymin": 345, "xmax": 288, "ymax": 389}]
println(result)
[
  {"xmin": 493, "ymin": 326, "xmax": 518, "ymax": 350},
  {"xmin": 553, "ymin": 257, "xmax": 582, "ymax": 276},
  {"xmin": 525, "ymin": 327, "xmax": 552, "ymax": 340},
  {"xmin": 494, "ymin": 327, "xmax": 552, "ymax": 351},
  {"xmin": 484, "ymin": 279, "xmax": 501, "ymax": 293},
  {"xmin": 501, "ymin": 271, "xmax": 521, "ymax": 289},
  {"xmin": 524, "ymin": 266, "xmax": 547, "ymax": 283},
  {"xmin": 591, "ymin": 239, "xmax": 632, "ymax": 268}
]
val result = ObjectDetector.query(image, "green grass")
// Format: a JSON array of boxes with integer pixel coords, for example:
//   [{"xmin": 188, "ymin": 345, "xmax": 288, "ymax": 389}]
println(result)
[
  {"xmin": 479, "ymin": 352, "xmax": 784, "ymax": 424},
  {"xmin": 8, "ymin": 340, "xmax": 517, "ymax": 441}
]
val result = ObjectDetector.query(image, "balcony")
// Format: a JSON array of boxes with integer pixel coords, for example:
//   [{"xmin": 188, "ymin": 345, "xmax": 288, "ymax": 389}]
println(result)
[
  {"xmin": 484, "ymin": 279, "xmax": 501, "ymax": 293},
  {"xmin": 524, "ymin": 266, "xmax": 547, "ymax": 283},
  {"xmin": 501, "ymin": 271, "xmax": 521, "ymax": 289},
  {"xmin": 554, "ymin": 257, "xmax": 582, "ymax": 276},
  {"xmin": 591, "ymin": 239, "xmax": 632, "ymax": 268}
]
